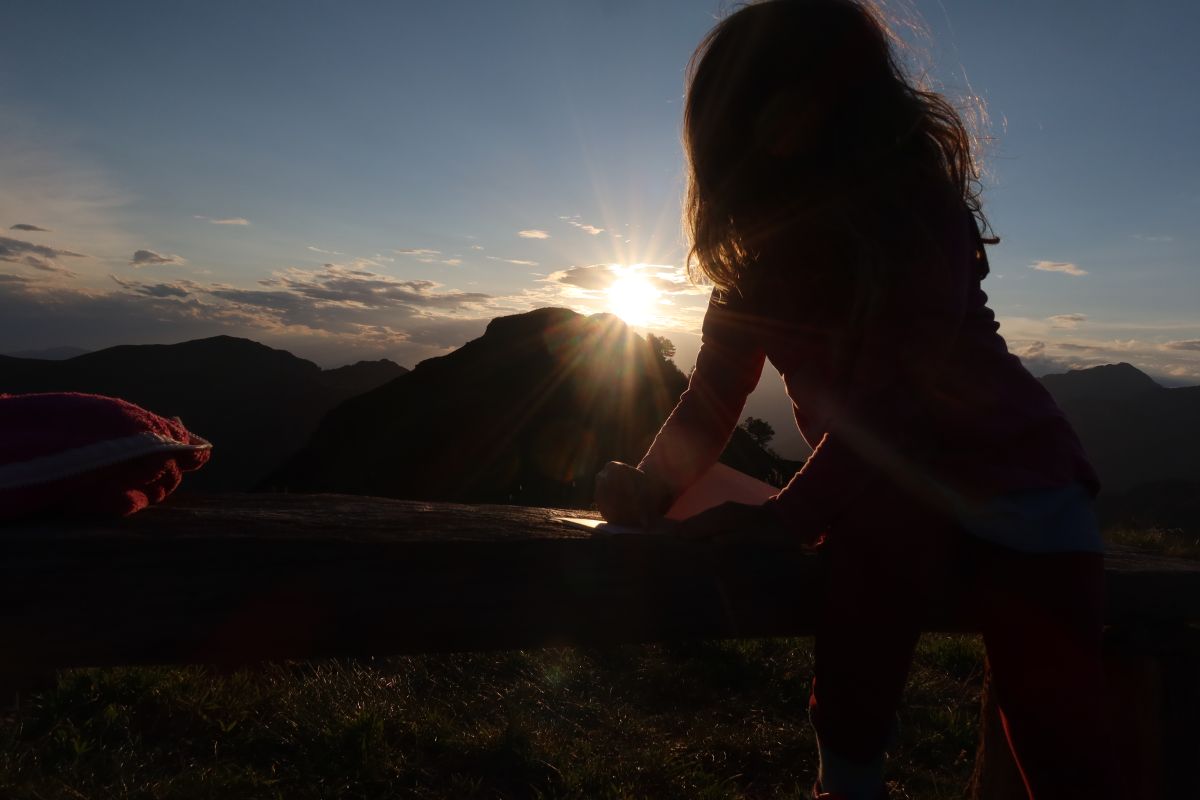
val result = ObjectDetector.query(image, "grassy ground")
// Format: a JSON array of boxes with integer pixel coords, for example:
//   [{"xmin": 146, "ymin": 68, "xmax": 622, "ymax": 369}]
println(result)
[
  {"xmin": 8, "ymin": 528, "xmax": 1189, "ymax": 799},
  {"xmin": 0, "ymin": 635, "xmax": 985, "ymax": 800},
  {"xmin": 1106, "ymin": 525, "xmax": 1200, "ymax": 560}
]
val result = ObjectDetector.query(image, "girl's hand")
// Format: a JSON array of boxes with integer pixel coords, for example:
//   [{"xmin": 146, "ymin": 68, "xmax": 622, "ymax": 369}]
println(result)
[
  {"xmin": 594, "ymin": 461, "xmax": 673, "ymax": 528},
  {"xmin": 673, "ymin": 501, "xmax": 792, "ymax": 544}
]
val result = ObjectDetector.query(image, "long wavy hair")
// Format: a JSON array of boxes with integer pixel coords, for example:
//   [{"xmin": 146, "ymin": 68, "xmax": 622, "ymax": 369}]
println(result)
[{"xmin": 684, "ymin": 0, "xmax": 993, "ymax": 295}]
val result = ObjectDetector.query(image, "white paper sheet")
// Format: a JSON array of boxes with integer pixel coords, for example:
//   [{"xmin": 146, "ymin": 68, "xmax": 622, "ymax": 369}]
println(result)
[{"xmin": 664, "ymin": 462, "xmax": 777, "ymax": 520}]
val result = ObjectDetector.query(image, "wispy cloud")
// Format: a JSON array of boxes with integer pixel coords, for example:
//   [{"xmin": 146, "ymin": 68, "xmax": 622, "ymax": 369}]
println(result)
[
  {"xmin": 487, "ymin": 256, "xmax": 539, "ymax": 266},
  {"xmin": 0, "ymin": 115, "xmax": 136, "ymax": 262},
  {"xmin": 307, "ymin": 245, "xmax": 344, "ymax": 255},
  {"xmin": 131, "ymin": 249, "xmax": 185, "ymax": 267},
  {"xmin": 394, "ymin": 248, "xmax": 445, "ymax": 264},
  {"xmin": 195, "ymin": 215, "xmax": 250, "ymax": 226},
  {"xmin": 110, "ymin": 275, "xmax": 198, "ymax": 298},
  {"xmin": 0, "ymin": 259, "xmax": 513, "ymax": 366},
  {"xmin": 1134, "ymin": 233, "xmax": 1174, "ymax": 243},
  {"xmin": 1029, "ymin": 260, "xmax": 1087, "ymax": 277},
  {"xmin": 1003, "ymin": 328, "xmax": 1200, "ymax": 383},
  {"xmin": 0, "ymin": 235, "xmax": 85, "ymax": 275},
  {"xmin": 559, "ymin": 215, "xmax": 605, "ymax": 235},
  {"xmin": 543, "ymin": 263, "xmax": 705, "ymax": 295},
  {"xmin": 545, "ymin": 264, "xmax": 617, "ymax": 291},
  {"xmin": 1048, "ymin": 313, "xmax": 1088, "ymax": 328},
  {"xmin": 518, "ymin": 229, "xmax": 550, "ymax": 239},
  {"xmin": 244, "ymin": 266, "xmax": 492, "ymax": 312}
]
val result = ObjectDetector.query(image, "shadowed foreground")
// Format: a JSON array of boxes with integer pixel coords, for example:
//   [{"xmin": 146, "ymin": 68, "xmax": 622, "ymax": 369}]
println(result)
[
  {"xmin": 2, "ymin": 494, "xmax": 1198, "ymax": 798},
  {"xmin": 0, "ymin": 637, "xmax": 985, "ymax": 799}
]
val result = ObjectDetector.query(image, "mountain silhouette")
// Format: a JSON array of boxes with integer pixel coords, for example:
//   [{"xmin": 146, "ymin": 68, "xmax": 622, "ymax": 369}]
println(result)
[
  {"xmin": 4, "ymin": 345, "xmax": 91, "ymax": 360},
  {"xmin": 0, "ymin": 336, "xmax": 406, "ymax": 490},
  {"xmin": 1040, "ymin": 362, "xmax": 1200, "ymax": 532},
  {"xmin": 4, "ymin": 325, "xmax": 1192, "ymax": 530},
  {"xmin": 1039, "ymin": 362, "xmax": 1199, "ymax": 493},
  {"xmin": 266, "ymin": 308, "xmax": 798, "ymax": 507}
]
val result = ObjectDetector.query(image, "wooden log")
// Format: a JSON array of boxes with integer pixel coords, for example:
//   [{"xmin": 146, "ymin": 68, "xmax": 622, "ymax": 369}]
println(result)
[
  {"xmin": 2, "ymin": 493, "xmax": 1199, "ymax": 674},
  {"xmin": 0, "ymin": 493, "xmax": 820, "ymax": 671},
  {"xmin": 3, "ymin": 493, "xmax": 1200, "ymax": 793}
]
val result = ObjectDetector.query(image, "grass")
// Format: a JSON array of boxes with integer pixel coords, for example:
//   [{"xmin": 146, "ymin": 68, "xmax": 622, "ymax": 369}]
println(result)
[
  {"xmin": 1106, "ymin": 525, "xmax": 1200, "ymax": 560},
  {"xmin": 0, "ymin": 635, "xmax": 985, "ymax": 800},
  {"xmin": 6, "ymin": 525, "xmax": 1193, "ymax": 799}
]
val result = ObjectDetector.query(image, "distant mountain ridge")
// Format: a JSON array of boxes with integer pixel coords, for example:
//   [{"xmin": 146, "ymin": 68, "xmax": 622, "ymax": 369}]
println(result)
[
  {"xmin": 2, "ymin": 326, "xmax": 1195, "ymax": 531},
  {"xmin": 0, "ymin": 336, "xmax": 407, "ymax": 490},
  {"xmin": 1039, "ymin": 362, "xmax": 1200, "ymax": 532},
  {"xmin": 266, "ymin": 308, "xmax": 799, "ymax": 507},
  {"xmin": 4, "ymin": 345, "xmax": 91, "ymax": 360},
  {"xmin": 1039, "ymin": 362, "xmax": 1200, "ymax": 493}
]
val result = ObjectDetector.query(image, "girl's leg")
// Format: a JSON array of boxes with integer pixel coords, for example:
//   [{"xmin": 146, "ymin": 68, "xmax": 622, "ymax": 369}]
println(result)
[
  {"xmin": 810, "ymin": 593, "xmax": 919, "ymax": 798},
  {"xmin": 809, "ymin": 491, "xmax": 957, "ymax": 796},
  {"xmin": 973, "ymin": 543, "xmax": 1119, "ymax": 799}
]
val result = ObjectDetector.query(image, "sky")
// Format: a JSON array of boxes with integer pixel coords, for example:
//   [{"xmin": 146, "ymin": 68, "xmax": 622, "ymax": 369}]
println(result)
[{"xmin": 2, "ymin": 0, "xmax": 1198, "ymax": 457}]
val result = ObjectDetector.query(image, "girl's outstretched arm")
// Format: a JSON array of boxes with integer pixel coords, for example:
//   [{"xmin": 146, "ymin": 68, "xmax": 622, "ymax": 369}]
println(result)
[{"xmin": 637, "ymin": 292, "xmax": 766, "ymax": 505}]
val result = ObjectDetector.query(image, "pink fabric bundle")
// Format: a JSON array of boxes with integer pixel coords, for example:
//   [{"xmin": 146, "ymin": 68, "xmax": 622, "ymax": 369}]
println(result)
[{"xmin": 0, "ymin": 392, "xmax": 211, "ymax": 521}]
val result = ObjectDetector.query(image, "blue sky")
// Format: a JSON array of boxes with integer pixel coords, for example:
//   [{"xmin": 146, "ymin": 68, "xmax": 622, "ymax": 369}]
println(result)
[{"xmin": 1, "ymin": 1, "xmax": 1198, "ymax": 454}]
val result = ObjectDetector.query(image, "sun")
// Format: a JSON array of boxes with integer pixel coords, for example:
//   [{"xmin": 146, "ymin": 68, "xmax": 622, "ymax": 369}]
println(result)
[{"xmin": 606, "ymin": 269, "xmax": 661, "ymax": 326}]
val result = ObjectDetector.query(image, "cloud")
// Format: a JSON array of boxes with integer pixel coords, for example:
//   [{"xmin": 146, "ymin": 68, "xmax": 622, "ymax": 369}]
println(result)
[
  {"xmin": 0, "ymin": 236, "xmax": 85, "ymax": 262},
  {"xmin": 546, "ymin": 264, "xmax": 616, "ymax": 291},
  {"xmin": 0, "ymin": 261, "xmax": 509, "ymax": 368},
  {"xmin": 0, "ymin": 117, "xmax": 136, "ymax": 261},
  {"xmin": 470, "ymin": 245, "xmax": 484, "ymax": 250},
  {"xmin": 543, "ymin": 263, "xmax": 705, "ymax": 295},
  {"xmin": 131, "ymin": 249, "xmax": 185, "ymax": 267},
  {"xmin": 394, "ymin": 247, "xmax": 450, "ymax": 264},
  {"xmin": 1048, "ymin": 313, "xmax": 1088, "ymax": 328},
  {"xmin": 487, "ymin": 256, "xmax": 539, "ymax": 266},
  {"xmin": 306, "ymin": 245, "xmax": 344, "ymax": 255},
  {"xmin": 1029, "ymin": 260, "xmax": 1087, "ymax": 277},
  {"xmin": 1012, "ymin": 340, "xmax": 1073, "ymax": 376},
  {"xmin": 518, "ymin": 229, "xmax": 550, "ymax": 239},
  {"xmin": 110, "ymin": 275, "xmax": 198, "ymax": 298},
  {"xmin": 20, "ymin": 255, "xmax": 78, "ymax": 276},
  {"xmin": 195, "ymin": 215, "xmax": 250, "ymax": 226},
  {"xmin": 1134, "ymin": 233, "xmax": 1174, "ymax": 243},
  {"xmin": 255, "ymin": 266, "xmax": 492, "ymax": 311},
  {"xmin": 0, "ymin": 236, "xmax": 85, "ymax": 276},
  {"xmin": 559, "ymin": 215, "xmax": 605, "ymax": 235},
  {"xmin": 1002, "ymin": 328, "xmax": 1200, "ymax": 384}
]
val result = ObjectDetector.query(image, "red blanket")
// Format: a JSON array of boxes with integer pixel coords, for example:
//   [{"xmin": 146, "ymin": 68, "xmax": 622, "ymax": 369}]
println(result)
[{"xmin": 0, "ymin": 392, "xmax": 211, "ymax": 520}]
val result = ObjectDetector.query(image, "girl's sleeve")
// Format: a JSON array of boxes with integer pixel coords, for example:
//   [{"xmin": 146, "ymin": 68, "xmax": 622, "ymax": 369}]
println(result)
[
  {"xmin": 764, "ymin": 226, "xmax": 973, "ymax": 539},
  {"xmin": 637, "ymin": 292, "xmax": 766, "ymax": 505}
]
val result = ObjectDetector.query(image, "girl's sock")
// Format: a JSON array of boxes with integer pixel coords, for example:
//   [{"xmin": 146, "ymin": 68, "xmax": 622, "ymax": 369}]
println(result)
[{"xmin": 816, "ymin": 738, "xmax": 885, "ymax": 800}]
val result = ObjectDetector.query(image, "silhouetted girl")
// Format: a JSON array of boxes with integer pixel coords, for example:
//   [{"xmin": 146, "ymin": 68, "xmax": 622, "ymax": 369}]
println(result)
[{"xmin": 595, "ymin": 2, "xmax": 1115, "ymax": 798}]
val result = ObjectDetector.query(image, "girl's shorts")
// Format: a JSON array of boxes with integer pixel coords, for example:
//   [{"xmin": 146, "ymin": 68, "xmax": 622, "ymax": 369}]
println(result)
[{"xmin": 956, "ymin": 482, "xmax": 1104, "ymax": 554}]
